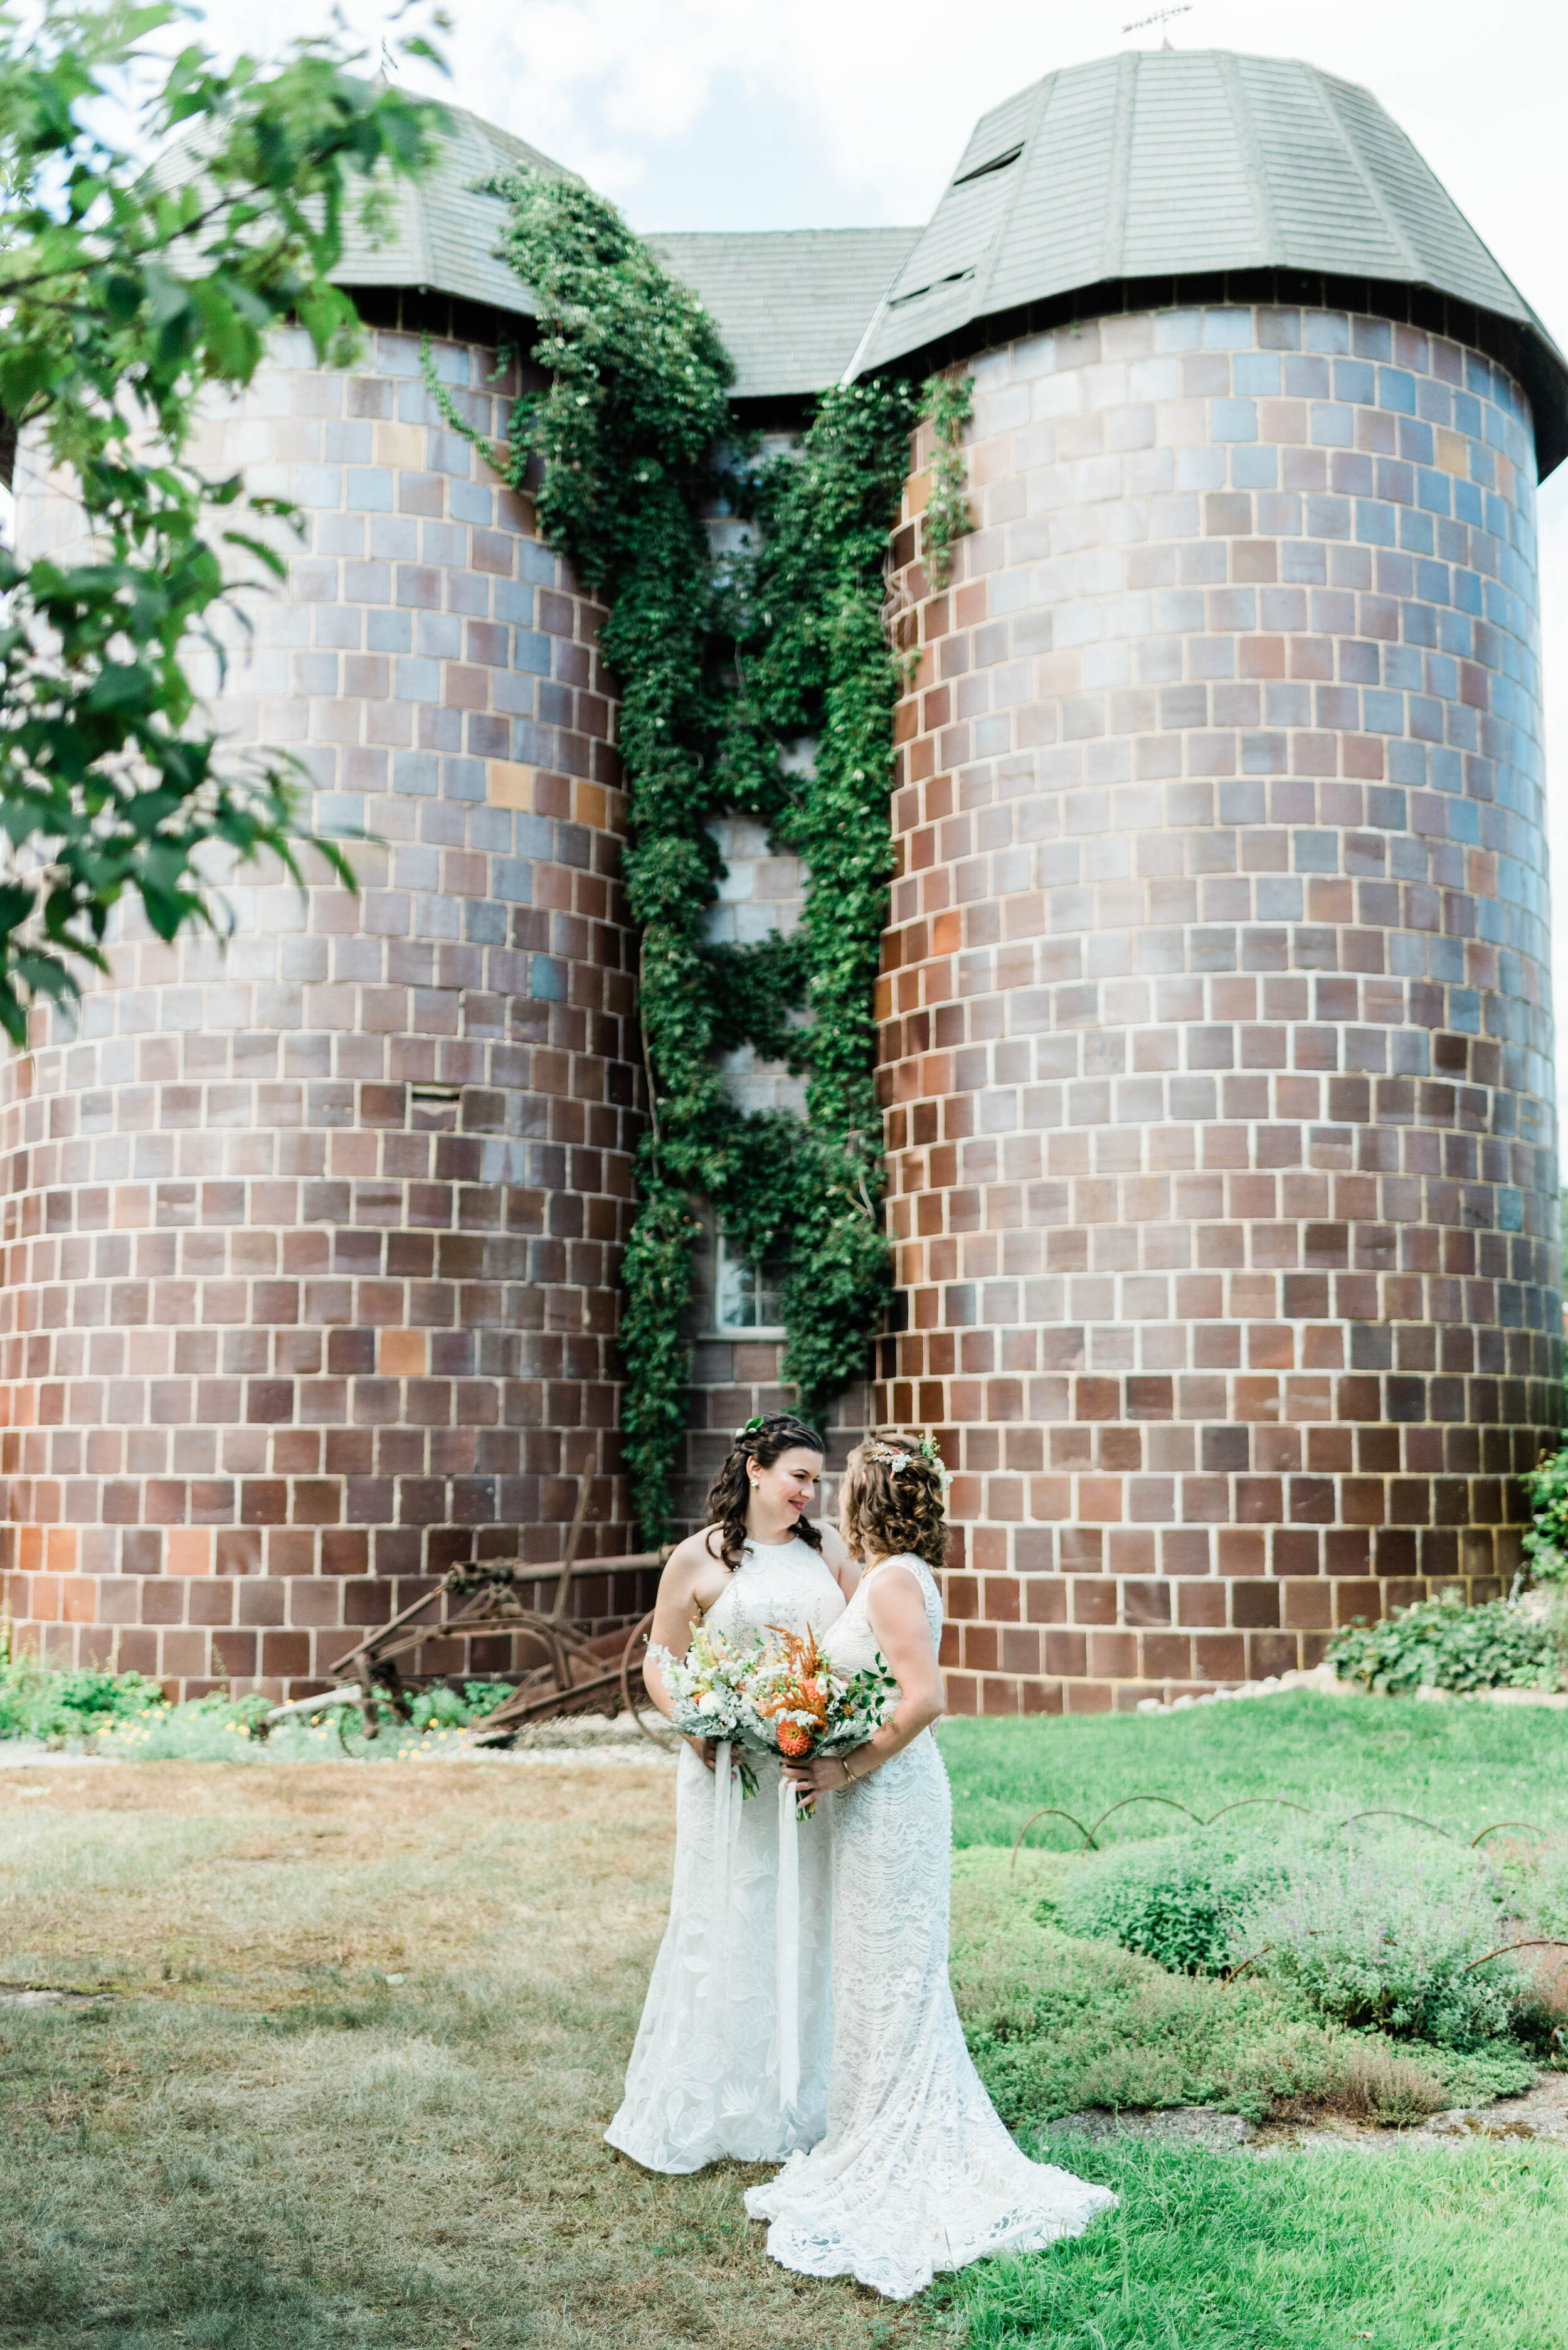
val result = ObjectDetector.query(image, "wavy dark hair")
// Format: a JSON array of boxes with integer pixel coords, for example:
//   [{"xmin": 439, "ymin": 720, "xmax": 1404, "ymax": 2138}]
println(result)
[
  {"xmin": 839, "ymin": 1429, "xmax": 950, "ymax": 1571},
  {"xmin": 704, "ymin": 1413, "xmax": 826, "ymax": 1573}
]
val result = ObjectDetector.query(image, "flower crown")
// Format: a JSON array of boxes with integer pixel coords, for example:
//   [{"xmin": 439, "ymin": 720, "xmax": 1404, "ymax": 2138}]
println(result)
[{"xmin": 863, "ymin": 1432, "xmax": 953, "ymax": 1497}]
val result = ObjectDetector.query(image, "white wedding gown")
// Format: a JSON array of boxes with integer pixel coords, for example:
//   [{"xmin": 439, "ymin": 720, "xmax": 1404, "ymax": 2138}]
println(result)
[
  {"xmin": 605, "ymin": 1531, "xmax": 846, "ymax": 2172},
  {"xmin": 745, "ymin": 1553, "xmax": 1116, "ymax": 2299}
]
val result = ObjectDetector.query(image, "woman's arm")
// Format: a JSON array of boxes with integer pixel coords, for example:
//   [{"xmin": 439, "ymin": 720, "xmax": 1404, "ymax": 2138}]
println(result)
[
  {"xmin": 818, "ymin": 1516, "xmax": 861, "ymax": 1603},
  {"xmin": 783, "ymin": 1561, "xmax": 943, "ymax": 1798},
  {"xmin": 643, "ymin": 1528, "xmax": 733, "ymax": 1772}
]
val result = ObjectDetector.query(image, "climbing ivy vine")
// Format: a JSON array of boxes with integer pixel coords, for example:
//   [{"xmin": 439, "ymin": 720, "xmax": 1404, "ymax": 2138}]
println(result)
[
  {"xmin": 440, "ymin": 171, "xmax": 968, "ymax": 1538},
  {"xmin": 920, "ymin": 373, "xmax": 975, "ymax": 590}
]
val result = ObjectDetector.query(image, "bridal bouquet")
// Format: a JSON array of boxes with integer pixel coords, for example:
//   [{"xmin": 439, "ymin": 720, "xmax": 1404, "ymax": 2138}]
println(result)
[
  {"xmin": 749, "ymin": 1625, "xmax": 899, "ymax": 1812},
  {"xmin": 647, "ymin": 1625, "xmax": 766, "ymax": 1793}
]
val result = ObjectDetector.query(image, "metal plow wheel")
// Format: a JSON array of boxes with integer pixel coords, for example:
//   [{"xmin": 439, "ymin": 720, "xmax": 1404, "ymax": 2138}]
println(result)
[{"xmin": 264, "ymin": 1479, "xmax": 669, "ymax": 1750}]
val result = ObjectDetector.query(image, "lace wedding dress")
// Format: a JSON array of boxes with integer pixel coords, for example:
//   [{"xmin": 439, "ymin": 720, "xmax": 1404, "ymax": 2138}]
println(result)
[
  {"xmin": 745, "ymin": 1553, "xmax": 1115, "ymax": 2299},
  {"xmin": 605, "ymin": 1533, "xmax": 846, "ymax": 2172}
]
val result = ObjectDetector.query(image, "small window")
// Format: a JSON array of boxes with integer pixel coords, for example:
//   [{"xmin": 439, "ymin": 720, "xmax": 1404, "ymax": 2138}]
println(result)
[{"xmin": 714, "ymin": 1235, "xmax": 787, "ymax": 1337}]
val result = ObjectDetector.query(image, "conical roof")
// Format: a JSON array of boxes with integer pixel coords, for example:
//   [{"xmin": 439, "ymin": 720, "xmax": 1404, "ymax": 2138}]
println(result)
[
  {"xmin": 846, "ymin": 48, "xmax": 1567, "ymax": 473},
  {"xmin": 325, "ymin": 104, "xmax": 565, "ymax": 317},
  {"xmin": 147, "ymin": 99, "xmax": 565, "ymax": 324}
]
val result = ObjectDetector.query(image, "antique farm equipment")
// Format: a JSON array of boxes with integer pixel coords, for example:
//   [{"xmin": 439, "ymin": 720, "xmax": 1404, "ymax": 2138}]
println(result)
[{"xmin": 265, "ymin": 1480, "xmax": 669, "ymax": 1747}]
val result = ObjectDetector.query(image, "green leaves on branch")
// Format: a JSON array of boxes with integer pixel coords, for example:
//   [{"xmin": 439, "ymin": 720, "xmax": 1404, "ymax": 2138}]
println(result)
[
  {"xmin": 483, "ymin": 167, "xmax": 968, "ymax": 1538},
  {"xmin": 0, "ymin": 1, "xmax": 446, "ymax": 1041},
  {"xmin": 1521, "ymin": 1441, "xmax": 1568, "ymax": 1592}
]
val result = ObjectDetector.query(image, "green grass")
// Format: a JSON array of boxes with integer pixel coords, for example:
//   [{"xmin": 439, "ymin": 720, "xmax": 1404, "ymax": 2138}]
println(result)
[
  {"xmin": 4, "ymin": 1713, "xmax": 1567, "ymax": 2348},
  {"xmin": 940, "ymin": 1691, "xmax": 1568, "ymax": 1849},
  {"xmin": 937, "ymin": 2132, "xmax": 1568, "ymax": 2349}
]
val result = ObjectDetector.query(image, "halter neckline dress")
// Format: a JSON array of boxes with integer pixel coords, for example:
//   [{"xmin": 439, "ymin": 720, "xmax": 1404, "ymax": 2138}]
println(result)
[{"xmin": 605, "ymin": 1530, "xmax": 846, "ymax": 2173}]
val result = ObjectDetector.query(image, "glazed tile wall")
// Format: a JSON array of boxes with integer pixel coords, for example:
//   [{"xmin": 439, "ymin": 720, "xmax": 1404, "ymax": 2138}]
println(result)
[
  {"xmin": 0, "ymin": 327, "xmax": 650, "ymax": 1698},
  {"xmin": 879, "ymin": 305, "xmax": 1560, "ymax": 1715}
]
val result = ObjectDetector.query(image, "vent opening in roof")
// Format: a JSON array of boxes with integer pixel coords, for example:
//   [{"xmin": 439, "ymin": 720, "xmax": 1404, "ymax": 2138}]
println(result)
[
  {"xmin": 887, "ymin": 267, "xmax": 975, "ymax": 311},
  {"xmin": 951, "ymin": 142, "xmax": 1023, "ymax": 188}
]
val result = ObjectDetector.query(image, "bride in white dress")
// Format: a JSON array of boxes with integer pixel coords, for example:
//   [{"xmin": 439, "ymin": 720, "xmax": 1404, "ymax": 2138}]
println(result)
[
  {"xmin": 605, "ymin": 1413, "xmax": 856, "ymax": 2172},
  {"xmin": 745, "ymin": 1432, "xmax": 1115, "ymax": 2299}
]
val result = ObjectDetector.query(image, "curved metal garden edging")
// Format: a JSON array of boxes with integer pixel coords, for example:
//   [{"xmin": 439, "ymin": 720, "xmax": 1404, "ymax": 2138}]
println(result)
[
  {"xmin": 1009, "ymin": 1793, "xmax": 1562, "ymax": 1868},
  {"xmin": 1461, "ymin": 1937, "xmax": 1568, "ymax": 1975}
]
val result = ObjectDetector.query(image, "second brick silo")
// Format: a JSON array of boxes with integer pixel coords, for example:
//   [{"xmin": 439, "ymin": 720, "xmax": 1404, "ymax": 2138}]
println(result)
[{"xmin": 860, "ymin": 50, "xmax": 1568, "ymax": 1709}]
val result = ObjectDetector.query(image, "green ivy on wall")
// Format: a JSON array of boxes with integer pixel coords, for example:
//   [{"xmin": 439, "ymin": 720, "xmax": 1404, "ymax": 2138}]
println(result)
[{"xmin": 432, "ymin": 172, "xmax": 970, "ymax": 1539}]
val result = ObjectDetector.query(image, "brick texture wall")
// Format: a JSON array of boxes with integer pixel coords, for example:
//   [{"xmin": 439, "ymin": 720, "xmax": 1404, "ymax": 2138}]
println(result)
[
  {"xmin": 0, "ymin": 325, "xmax": 650, "ymax": 1697},
  {"xmin": 879, "ymin": 300, "xmax": 1560, "ymax": 1715}
]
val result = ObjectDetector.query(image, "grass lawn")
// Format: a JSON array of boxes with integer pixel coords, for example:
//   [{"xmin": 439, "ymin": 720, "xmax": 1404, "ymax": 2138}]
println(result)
[
  {"xmin": 940, "ymin": 1689, "xmax": 1568, "ymax": 1849},
  {"xmin": 1, "ymin": 1698, "xmax": 1565, "ymax": 2347},
  {"xmin": 938, "ymin": 2131, "xmax": 1568, "ymax": 2349}
]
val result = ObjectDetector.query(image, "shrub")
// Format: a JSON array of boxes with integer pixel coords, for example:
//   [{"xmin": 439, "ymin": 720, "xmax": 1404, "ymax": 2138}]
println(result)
[
  {"xmin": 1527, "ymin": 1848, "xmax": 1568, "ymax": 1941},
  {"xmin": 1521, "ymin": 1442, "xmax": 1568, "ymax": 1592},
  {"xmin": 1335, "ymin": 2042, "xmax": 1448, "ymax": 2125},
  {"xmin": 1326, "ymin": 1593, "xmax": 1563, "ymax": 1694},
  {"xmin": 1046, "ymin": 1831, "xmax": 1291, "ymax": 1976},
  {"xmin": 1234, "ymin": 1845, "xmax": 1527, "ymax": 2051},
  {"xmin": 0, "ymin": 1654, "xmax": 166, "ymax": 1741},
  {"xmin": 0, "ymin": 1656, "xmax": 517, "ymax": 1755},
  {"xmin": 953, "ymin": 1854, "xmax": 1343, "ymax": 2124}
]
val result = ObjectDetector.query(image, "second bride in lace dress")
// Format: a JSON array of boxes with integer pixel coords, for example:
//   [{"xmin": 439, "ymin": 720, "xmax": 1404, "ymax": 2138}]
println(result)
[
  {"xmin": 745, "ymin": 1432, "xmax": 1115, "ymax": 2299},
  {"xmin": 605, "ymin": 1413, "xmax": 857, "ymax": 2173}
]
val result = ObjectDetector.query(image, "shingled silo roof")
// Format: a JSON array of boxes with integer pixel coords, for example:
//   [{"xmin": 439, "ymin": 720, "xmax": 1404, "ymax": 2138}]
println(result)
[
  {"xmin": 326, "ymin": 104, "xmax": 566, "ymax": 317},
  {"xmin": 845, "ymin": 48, "xmax": 1568, "ymax": 474},
  {"xmin": 649, "ymin": 229, "xmax": 919, "ymax": 398}
]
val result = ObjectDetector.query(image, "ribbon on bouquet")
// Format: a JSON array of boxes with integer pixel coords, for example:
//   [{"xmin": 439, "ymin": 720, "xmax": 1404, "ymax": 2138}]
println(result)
[
  {"xmin": 709, "ymin": 1739, "xmax": 743, "ymax": 2038},
  {"xmin": 711, "ymin": 1743, "xmax": 804, "ymax": 2110},
  {"xmin": 776, "ymin": 1770, "xmax": 801, "ymax": 2111}
]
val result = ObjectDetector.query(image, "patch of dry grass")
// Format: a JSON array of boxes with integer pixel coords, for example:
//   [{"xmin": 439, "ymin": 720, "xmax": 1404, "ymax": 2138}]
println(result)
[{"xmin": 0, "ymin": 1762, "xmax": 930, "ymax": 2350}]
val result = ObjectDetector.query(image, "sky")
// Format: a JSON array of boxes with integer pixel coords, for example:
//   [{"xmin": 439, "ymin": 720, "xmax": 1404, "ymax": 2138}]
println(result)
[{"xmin": 93, "ymin": 0, "xmax": 1568, "ymax": 1101}]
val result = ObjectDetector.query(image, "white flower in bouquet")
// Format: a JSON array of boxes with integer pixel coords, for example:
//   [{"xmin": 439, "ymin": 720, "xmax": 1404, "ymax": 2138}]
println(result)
[{"xmin": 647, "ymin": 1624, "xmax": 767, "ymax": 1792}]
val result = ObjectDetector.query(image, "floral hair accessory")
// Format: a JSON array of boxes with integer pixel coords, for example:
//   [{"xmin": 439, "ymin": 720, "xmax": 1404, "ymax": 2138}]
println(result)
[
  {"xmin": 864, "ymin": 1439, "xmax": 911, "ymax": 1477},
  {"xmin": 735, "ymin": 1415, "xmax": 766, "ymax": 1440},
  {"xmin": 918, "ymin": 1432, "xmax": 954, "ymax": 1497}
]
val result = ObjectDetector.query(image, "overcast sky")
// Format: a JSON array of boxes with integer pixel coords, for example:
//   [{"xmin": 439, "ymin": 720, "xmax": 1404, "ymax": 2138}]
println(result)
[{"xmin": 191, "ymin": 0, "xmax": 1568, "ymax": 1108}]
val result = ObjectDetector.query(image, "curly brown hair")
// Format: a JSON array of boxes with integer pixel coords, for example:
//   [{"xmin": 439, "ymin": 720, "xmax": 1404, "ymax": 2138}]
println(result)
[
  {"xmin": 839, "ymin": 1430, "xmax": 950, "ymax": 1571},
  {"xmin": 703, "ymin": 1413, "xmax": 826, "ymax": 1573}
]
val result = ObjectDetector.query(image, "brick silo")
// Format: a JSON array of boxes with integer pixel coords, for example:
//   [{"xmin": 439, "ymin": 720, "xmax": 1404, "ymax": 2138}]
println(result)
[
  {"xmin": 861, "ymin": 51, "xmax": 1568, "ymax": 1710},
  {"xmin": 0, "ymin": 110, "xmax": 650, "ymax": 1696}
]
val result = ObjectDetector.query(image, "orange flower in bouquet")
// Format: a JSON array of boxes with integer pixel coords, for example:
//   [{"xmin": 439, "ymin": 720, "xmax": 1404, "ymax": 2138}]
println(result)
[{"xmin": 748, "ymin": 1624, "xmax": 898, "ymax": 1811}]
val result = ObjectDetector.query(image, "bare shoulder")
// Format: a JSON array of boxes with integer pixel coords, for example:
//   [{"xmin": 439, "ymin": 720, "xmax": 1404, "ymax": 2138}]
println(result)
[
  {"xmin": 660, "ymin": 1524, "xmax": 730, "ymax": 1602},
  {"xmin": 863, "ymin": 1555, "xmax": 934, "ymax": 1624}
]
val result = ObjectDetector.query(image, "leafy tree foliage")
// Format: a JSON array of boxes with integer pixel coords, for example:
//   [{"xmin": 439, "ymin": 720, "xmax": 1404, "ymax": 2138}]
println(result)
[{"xmin": 0, "ymin": 0, "xmax": 445, "ymax": 1041}]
